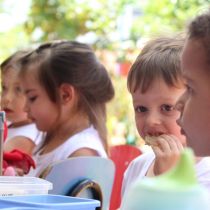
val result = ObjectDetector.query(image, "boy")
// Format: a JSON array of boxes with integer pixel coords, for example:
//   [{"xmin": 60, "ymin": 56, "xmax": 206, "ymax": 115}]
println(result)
[
  {"xmin": 176, "ymin": 10, "xmax": 210, "ymax": 157},
  {"xmin": 121, "ymin": 36, "xmax": 210, "ymax": 199}
]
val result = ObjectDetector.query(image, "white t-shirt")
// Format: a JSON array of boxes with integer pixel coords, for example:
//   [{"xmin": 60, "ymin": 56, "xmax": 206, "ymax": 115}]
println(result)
[
  {"xmin": 6, "ymin": 123, "xmax": 43, "ymax": 146},
  {"xmin": 122, "ymin": 151, "xmax": 210, "ymax": 198},
  {"xmin": 27, "ymin": 125, "xmax": 107, "ymax": 177}
]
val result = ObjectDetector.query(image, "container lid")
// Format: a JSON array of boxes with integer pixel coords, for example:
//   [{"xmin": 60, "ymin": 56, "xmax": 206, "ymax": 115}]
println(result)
[
  {"xmin": 0, "ymin": 208, "xmax": 46, "ymax": 210},
  {"xmin": 0, "ymin": 176, "xmax": 52, "ymax": 190},
  {"xmin": 0, "ymin": 194, "xmax": 100, "ymax": 209}
]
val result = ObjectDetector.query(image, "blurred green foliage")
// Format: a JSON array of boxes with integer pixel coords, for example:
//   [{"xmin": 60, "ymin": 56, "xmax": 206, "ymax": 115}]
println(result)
[
  {"xmin": 131, "ymin": 0, "xmax": 210, "ymax": 40},
  {"xmin": 24, "ymin": 0, "xmax": 137, "ymax": 49}
]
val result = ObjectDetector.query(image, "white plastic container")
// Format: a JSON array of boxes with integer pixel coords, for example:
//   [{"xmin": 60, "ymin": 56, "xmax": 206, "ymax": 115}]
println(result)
[{"xmin": 0, "ymin": 176, "xmax": 52, "ymax": 196}]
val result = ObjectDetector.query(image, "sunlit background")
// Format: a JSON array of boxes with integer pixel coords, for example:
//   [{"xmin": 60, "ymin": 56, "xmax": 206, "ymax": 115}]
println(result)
[{"xmin": 0, "ymin": 0, "xmax": 209, "ymax": 147}]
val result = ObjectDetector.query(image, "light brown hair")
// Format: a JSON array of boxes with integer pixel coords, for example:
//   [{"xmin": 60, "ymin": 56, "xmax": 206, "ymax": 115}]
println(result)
[
  {"xmin": 127, "ymin": 36, "xmax": 185, "ymax": 94},
  {"xmin": 1, "ymin": 50, "xmax": 31, "ymax": 73}
]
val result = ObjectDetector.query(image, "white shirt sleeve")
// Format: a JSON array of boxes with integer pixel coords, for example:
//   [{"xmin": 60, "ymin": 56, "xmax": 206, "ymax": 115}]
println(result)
[{"xmin": 121, "ymin": 151, "xmax": 155, "ymax": 199}]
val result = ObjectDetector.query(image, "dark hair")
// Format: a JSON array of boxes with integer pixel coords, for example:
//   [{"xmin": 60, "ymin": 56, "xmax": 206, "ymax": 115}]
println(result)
[
  {"xmin": 1, "ymin": 50, "xmax": 31, "ymax": 73},
  {"xmin": 19, "ymin": 40, "xmax": 114, "ymax": 151},
  {"xmin": 127, "ymin": 36, "xmax": 185, "ymax": 93},
  {"xmin": 187, "ymin": 9, "xmax": 210, "ymax": 62}
]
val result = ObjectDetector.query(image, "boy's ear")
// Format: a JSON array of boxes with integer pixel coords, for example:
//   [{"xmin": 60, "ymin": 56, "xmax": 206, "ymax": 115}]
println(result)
[{"xmin": 59, "ymin": 83, "xmax": 75, "ymax": 104}]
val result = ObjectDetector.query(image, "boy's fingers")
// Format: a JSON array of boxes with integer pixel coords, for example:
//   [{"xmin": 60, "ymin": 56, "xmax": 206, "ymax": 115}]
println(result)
[
  {"xmin": 162, "ymin": 134, "xmax": 184, "ymax": 151},
  {"xmin": 164, "ymin": 136, "xmax": 180, "ymax": 152},
  {"xmin": 152, "ymin": 145, "xmax": 163, "ymax": 156},
  {"xmin": 155, "ymin": 137, "xmax": 171, "ymax": 152}
]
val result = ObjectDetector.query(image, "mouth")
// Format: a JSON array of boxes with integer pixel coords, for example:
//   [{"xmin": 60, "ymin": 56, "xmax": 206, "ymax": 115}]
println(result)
[{"xmin": 3, "ymin": 108, "xmax": 13, "ymax": 113}]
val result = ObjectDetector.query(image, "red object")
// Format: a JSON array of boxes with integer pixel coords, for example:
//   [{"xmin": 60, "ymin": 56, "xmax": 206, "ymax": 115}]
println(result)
[
  {"xmin": 3, "ymin": 149, "xmax": 35, "ymax": 174},
  {"xmin": 109, "ymin": 144, "xmax": 142, "ymax": 210},
  {"xmin": 118, "ymin": 63, "xmax": 131, "ymax": 77},
  {"xmin": 3, "ymin": 122, "xmax": 7, "ymax": 141},
  {"xmin": 2, "ymin": 121, "xmax": 35, "ymax": 175}
]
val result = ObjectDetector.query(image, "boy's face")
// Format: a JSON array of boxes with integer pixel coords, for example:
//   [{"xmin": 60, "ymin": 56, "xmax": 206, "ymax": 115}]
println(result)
[
  {"xmin": 1, "ymin": 68, "xmax": 28, "ymax": 123},
  {"xmin": 177, "ymin": 39, "xmax": 210, "ymax": 156},
  {"xmin": 132, "ymin": 78, "xmax": 186, "ymax": 145}
]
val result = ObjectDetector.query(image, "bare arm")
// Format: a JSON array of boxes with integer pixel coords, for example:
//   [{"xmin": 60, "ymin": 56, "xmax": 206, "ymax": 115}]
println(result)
[{"xmin": 4, "ymin": 136, "xmax": 36, "ymax": 155}]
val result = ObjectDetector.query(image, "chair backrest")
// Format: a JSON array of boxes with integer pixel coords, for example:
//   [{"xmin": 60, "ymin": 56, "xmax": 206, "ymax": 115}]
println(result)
[
  {"xmin": 42, "ymin": 156, "xmax": 115, "ymax": 210},
  {"xmin": 109, "ymin": 144, "xmax": 142, "ymax": 210}
]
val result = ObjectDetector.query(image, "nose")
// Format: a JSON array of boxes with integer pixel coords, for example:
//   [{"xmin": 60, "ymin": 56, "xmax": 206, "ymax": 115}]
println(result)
[
  {"xmin": 23, "ymin": 101, "xmax": 29, "ymax": 113},
  {"xmin": 175, "ymin": 91, "xmax": 187, "ymax": 126},
  {"xmin": 175, "ymin": 91, "xmax": 187, "ymax": 115},
  {"xmin": 2, "ymin": 91, "xmax": 13, "ymax": 106},
  {"xmin": 144, "ymin": 111, "xmax": 163, "ymax": 136},
  {"xmin": 175, "ymin": 99, "xmax": 184, "ymax": 112}
]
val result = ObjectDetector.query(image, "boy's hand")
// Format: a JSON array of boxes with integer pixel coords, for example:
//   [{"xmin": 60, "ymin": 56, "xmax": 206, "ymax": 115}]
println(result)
[{"xmin": 151, "ymin": 135, "xmax": 184, "ymax": 175}]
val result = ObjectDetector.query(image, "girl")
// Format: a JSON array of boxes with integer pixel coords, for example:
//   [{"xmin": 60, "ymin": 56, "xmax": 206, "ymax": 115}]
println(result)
[
  {"xmin": 121, "ymin": 36, "xmax": 210, "ymax": 200},
  {"xmin": 18, "ymin": 40, "xmax": 115, "ymax": 177},
  {"xmin": 1, "ymin": 50, "xmax": 43, "ymax": 155}
]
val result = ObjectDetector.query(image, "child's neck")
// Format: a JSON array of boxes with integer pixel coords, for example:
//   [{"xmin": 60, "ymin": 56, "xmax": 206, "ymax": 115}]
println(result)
[
  {"xmin": 8, "ymin": 119, "xmax": 32, "ymax": 128},
  {"xmin": 41, "ymin": 114, "xmax": 90, "ymax": 154}
]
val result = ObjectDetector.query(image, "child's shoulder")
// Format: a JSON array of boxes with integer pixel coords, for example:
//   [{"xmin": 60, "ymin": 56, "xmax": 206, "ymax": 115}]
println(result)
[
  {"xmin": 8, "ymin": 123, "xmax": 39, "ymax": 134},
  {"xmin": 125, "ymin": 150, "xmax": 155, "ymax": 179},
  {"xmin": 7, "ymin": 123, "xmax": 43, "ymax": 145}
]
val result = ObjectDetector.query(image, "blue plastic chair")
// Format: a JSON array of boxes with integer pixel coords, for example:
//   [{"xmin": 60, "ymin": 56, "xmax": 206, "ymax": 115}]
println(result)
[{"xmin": 41, "ymin": 157, "xmax": 115, "ymax": 210}]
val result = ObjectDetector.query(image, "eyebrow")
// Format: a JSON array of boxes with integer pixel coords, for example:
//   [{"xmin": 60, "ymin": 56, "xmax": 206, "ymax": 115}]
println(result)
[
  {"xmin": 25, "ymin": 89, "xmax": 36, "ymax": 94},
  {"xmin": 13, "ymin": 82, "xmax": 21, "ymax": 86}
]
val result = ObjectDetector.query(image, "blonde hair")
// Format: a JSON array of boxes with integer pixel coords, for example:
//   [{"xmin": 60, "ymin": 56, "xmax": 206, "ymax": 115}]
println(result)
[{"xmin": 127, "ymin": 36, "xmax": 185, "ymax": 93}]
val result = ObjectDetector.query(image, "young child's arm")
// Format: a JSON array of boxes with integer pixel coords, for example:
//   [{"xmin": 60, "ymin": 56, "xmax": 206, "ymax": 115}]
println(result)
[
  {"xmin": 4, "ymin": 136, "xmax": 36, "ymax": 155},
  {"xmin": 151, "ymin": 135, "xmax": 184, "ymax": 175}
]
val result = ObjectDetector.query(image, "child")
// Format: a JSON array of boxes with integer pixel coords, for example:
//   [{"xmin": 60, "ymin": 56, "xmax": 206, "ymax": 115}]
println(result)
[
  {"xmin": 176, "ymin": 9, "xmax": 210, "ymax": 157},
  {"xmin": 121, "ymin": 36, "xmax": 210, "ymax": 199},
  {"xmin": 18, "ymin": 40, "xmax": 115, "ymax": 177},
  {"xmin": 1, "ymin": 50, "xmax": 43, "ymax": 155}
]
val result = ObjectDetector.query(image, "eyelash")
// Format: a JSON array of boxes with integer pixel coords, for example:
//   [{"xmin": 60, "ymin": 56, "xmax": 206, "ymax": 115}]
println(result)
[
  {"xmin": 1, "ymin": 86, "xmax": 22, "ymax": 94},
  {"xmin": 135, "ymin": 105, "xmax": 174, "ymax": 113},
  {"xmin": 28, "ymin": 96, "xmax": 37, "ymax": 102},
  {"xmin": 1, "ymin": 85, "xmax": 6, "ymax": 92},
  {"xmin": 161, "ymin": 104, "xmax": 174, "ymax": 112},
  {"xmin": 185, "ymin": 84, "xmax": 193, "ymax": 94},
  {"xmin": 135, "ymin": 106, "xmax": 148, "ymax": 113},
  {"xmin": 15, "ymin": 86, "xmax": 22, "ymax": 93}
]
